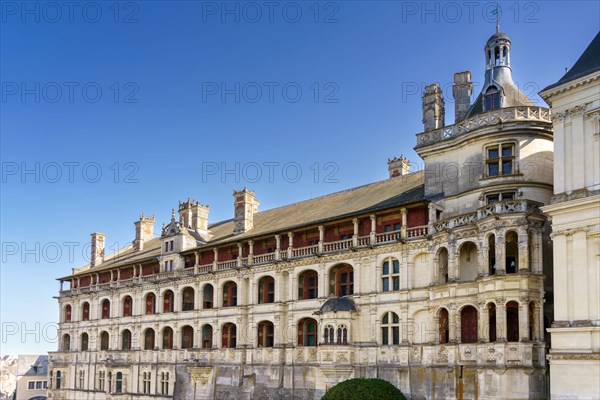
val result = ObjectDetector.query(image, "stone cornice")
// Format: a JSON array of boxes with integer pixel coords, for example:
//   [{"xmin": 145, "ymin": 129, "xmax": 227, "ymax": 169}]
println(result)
[
  {"xmin": 539, "ymin": 70, "xmax": 600, "ymax": 100},
  {"xmin": 550, "ymin": 226, "xmax": 591, "ymax": 239}
]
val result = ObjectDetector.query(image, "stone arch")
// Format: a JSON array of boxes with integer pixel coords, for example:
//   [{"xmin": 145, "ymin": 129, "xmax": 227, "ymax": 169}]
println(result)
[
  {"xmin": 458, "ymin": 241, "xmax": 478, "ymax": 281},
  {"xmin": 329, "ymin": 263, "xmax": 354, "ymax": 296}
]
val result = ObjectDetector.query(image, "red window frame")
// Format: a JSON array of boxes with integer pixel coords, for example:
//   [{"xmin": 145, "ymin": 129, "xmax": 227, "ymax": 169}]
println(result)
[
  {"xmin": 258, "ymin": 276, "xmax": 275, "ymax": 304},
  {"xmin": 336, "ymin": 267, "xmax": 354, "ymax": 296},
  {"xmin": 299, "ymin": 271, "xmax": 318, "ymax": 300},
  {"xmin": 123, "ymin": 296, "xmax": 133, "ymax": 317},
  {"xmin": 223, "ymin": 282, "xmax": 237, "ymax": 307},
  {"xmin": 163, "ymin": 291, "xmax": 174, "ymax": 313},
  {"xmin": 145, "ymin": 293, "xmax": 155, "ymax": 314},
  {"xmin": 221, "ymin": 323, "xmax": 237, "ymax": 348},
  {"xmin": 101, "ymin": 300, "xmax": 110, "ymax": 319},
  {"xmin": 258, "ymin": 321, "xmax": 274, "ymax": 348}
]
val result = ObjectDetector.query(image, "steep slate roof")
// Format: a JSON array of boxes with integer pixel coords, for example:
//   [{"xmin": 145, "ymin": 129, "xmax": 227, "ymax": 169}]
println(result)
[
  {"xmin": 207, "ymin": 170, "xmax": 425, "ymax": 245},
  {"xmin": 541, "ymin": 31, "xmax": 600, "ymax": 92},
  {"xmin": 66, "ymin": 171, "xmax": 425, "ymax": 278}
]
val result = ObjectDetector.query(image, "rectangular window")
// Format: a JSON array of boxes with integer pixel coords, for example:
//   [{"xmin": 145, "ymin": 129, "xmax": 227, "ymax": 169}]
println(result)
[
  {"xmin": 170, "ymin": 241, "xmax": 174, "ymax": 251},
  {"xmin": 486, "ymin": 143, "xmax": 514, "ymax": 177},
  {"xmin": 43, "ymin": 381, "xmax": 48, "ymax": 389},
  {"xmin": 381, "ymin": 328, "xmax": 389, "ymax": 345},
  {"xmin": 393, "ymin": 223, "xmax": 401, "ymax": 231},
  {"xmin": 384, "ymin": 225, "xmax": 392, "ymax": 232},
  {"xmin": 486, "ymin": 191, "xmax": 517, "ymax": 205},
  {"xmin": 28, "ymin": 382, "xmax": 34, "ymax": 390},
  {"xmin": 35, "ymin": 381, "xmax": 42, "ymax": 389}
]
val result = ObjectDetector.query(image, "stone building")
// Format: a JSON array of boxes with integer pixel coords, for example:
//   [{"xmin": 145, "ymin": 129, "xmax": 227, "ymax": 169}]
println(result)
[
  {"xmin": 48, "ymin": 30, "xmax": 555, "ymax": 400},
  {"xmin": 15, "ymin": 355, "xmax": 49, "ymax": 400},
  {"xmin": 540, "ymin": 32, "xmax": 600, "ymax": 399}
]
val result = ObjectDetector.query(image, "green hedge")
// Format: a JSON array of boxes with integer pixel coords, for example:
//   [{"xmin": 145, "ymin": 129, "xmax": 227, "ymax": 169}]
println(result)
[{"xmin": 321, "ymin": 378, "xmax": 407, "ymax": 400}]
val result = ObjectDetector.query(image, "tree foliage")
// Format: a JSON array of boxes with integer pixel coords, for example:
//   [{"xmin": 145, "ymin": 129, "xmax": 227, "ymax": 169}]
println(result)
[{"xmin": 321, "ymin": 378, "xmax": 407, "ymax": 400}]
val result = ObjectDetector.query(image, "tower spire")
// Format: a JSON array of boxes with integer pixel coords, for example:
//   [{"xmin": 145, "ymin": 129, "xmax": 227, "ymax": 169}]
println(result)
[{"xmin": 495, "ymin": 3, "xmax": 500, "ymax": 34}]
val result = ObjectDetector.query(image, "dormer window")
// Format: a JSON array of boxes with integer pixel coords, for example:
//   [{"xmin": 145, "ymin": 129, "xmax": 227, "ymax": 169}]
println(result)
[{"xmin": 484, "ymin": 86, "xmax": 501, "ymax": 111}]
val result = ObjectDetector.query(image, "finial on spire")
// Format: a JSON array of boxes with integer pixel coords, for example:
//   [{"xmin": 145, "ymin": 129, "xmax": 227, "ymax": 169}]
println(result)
[{"xmin": 495, "ymin": 3, "xmax": 500, "ymax": 34}]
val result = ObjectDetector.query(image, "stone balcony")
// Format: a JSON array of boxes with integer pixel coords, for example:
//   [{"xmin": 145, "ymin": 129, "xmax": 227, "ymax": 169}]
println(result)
[
  {"xmin": 431, "ymin": 199, "xmax": 542, "ymax": 233},
  {"xmin": 415, "ymin": 106, "xmax": 551, "ymax": 148},
  {"xmin": 49, "ymin": 341, "xmax": 544, "ymax": 369}
]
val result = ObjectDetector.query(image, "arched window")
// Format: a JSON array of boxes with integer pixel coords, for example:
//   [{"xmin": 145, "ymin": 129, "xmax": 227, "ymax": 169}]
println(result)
[
  {"xmin": 459, "ymin": 242, "xmax": 478, "ymax": 281},
  {"xmin": 181, "ymin": 325, "xmax": 194, "ymax": 349},
  {"xmin": 123, "ymin": 296, "xmax": 133, "ymax": 317},
  {"xmin": 323, "ymin": 325, "xmax": 334, "ymax": 344},
  {"xmin": 488, "ymin": 234, "xmax": 496, "ymax": 275},
  {"xmin": 100, "ymin": 331, "xmax": 109, "ymax": 351},
  {"xmin": 56, "ymin": 371, "xmax": 62, "ymax": 389},
  {"xmin": 258, "ymin": 276, "xmax": 275, "ymax": 304},
  {"xmin": 163, "ymin": 290, "xmax": 174, "ymax": 313},
  {"xmin": 203, "ymin": 284, "xmax": 214, "ymax": 309},
  {"xmin": 505, "ymin": 231, "xmax": 518, "ymax": 273},
  {"xmin": 298, "ymin": 270, "xmax": 318, "ymax": 300},
  {"xmin": 297, "ymin": 318, "xmax": 317, "ymax": 346},
  {"xmin": 223, "ymin": 281, "xmax": 237, "ymax": 307},
  {"xmin": 115, "ymin": 372, "xmax": 123, "ymax": 393},
  {"xmin": 81, "ymin": 333, "xmax": 89, "ymax": 351},
  {"xmin": 437, "ymin": 248, "xmax": 448, "ymax": 284},
  {"xmin": 336, "ymin": 325, "xmax": 348, "ymax": 345},
  {"xmin": 101, "ymin": 299, "xmax": 110, "ymax": 319},
  {"xmin": 257, "ymin": 321, "xmax": 274, "ymax": 348},
  {"xmin": 381, "ymin": 311, "xmax": 400, "ymax": 345},
  {"xmin": 222, "ymin": 323, "xmax": 237, "ymax": 348},
  {"xmin": 63, "ymin": 334, "xmax": 71, "ymax": 351},
  {"xmin": 64, "ymin": 305, "xmax": 72, "ymax": 322},
  {"xmin": 202, "ymin": 324, "xmax": 213, "ymax": 349},
  {"xmin": 506, "ymin": 301, "xmax": 520, "ymax": 342},
  {"xmin": 460, "ymin": 306, "xmax": 478, "ymax": 343},
  {"xmin": 122, "ymin": 330, "xmax": 132, "ymax": 351},
  {"xmin": 82, "ymin": 302, "xmax": 90, "ymax": 321},
  {"xmin": 488, "ymin": 303, "xmax": 497, "ymax": 342},
  {"xmin": 182, "ymin": 287, "xmax": 195, "ymax": 311},
  {"xmin": 438, "ymin": 309, "xmax": 449, "ymax": 344},
  {"xmin": 331, "ymin": 264, "xmax": 353, "ymax": 296},
  {"xmin": 144, "ymin": 328, "xmax": 155, "ymax": 350},
  {"xmin": 162, "ymin": 327, "xmax": 173, "ymax": 350},
  {"xmin": 145, "ymin": 293, "xmax": 156, "ymax": 314}
]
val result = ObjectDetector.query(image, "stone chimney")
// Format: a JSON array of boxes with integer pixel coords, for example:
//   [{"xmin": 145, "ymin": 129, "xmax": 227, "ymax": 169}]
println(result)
[
  {"xmin": 178, "ymin": 198, "xmax": 210, "ymax": 235},
  {"xmin": 452, "ymin": 71, "xmax": 473, "ymax": 122},
  {"xmin": 233, "ymin": 188, "xmax": 260, "ymax": 235},
  {"xmin": 90, "ymin": 232, "xmax": 106, "ymax": 267},
  {"xmin": 388, "ymin": 155, "xmax": 410, "ymax": 178},
  {"xmin": 133, "ymin": 213, "xmax": 155, "ymax": 251},
  {"xmin": 422, "ymin": 83, "xmax": 445, "ymax": 131}
]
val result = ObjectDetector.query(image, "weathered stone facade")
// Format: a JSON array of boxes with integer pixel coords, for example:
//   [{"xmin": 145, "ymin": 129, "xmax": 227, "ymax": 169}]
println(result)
[{"xmin": 48, "ymin": 30, "xmax": 557, "ymax": 400}]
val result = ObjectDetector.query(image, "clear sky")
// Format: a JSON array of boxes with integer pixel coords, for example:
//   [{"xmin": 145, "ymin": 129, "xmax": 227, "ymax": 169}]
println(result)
[{"xmin": 1, "ymin": 1, "xmax": 598, "ymax": 355}]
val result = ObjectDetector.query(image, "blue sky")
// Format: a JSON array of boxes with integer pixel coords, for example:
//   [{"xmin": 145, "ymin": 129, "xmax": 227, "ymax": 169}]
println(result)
[{"xmin": 1, "ymin": 1, "xmax": 598, "ymax": 355}]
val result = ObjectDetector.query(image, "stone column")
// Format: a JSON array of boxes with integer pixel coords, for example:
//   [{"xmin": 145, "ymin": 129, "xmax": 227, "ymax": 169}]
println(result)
[
  {"xmin": 448, "ymin": 241, "xmax": 458, "ymax": 281},
  {"xmin": 352, "ymin": 218, "xmax": 359, "ymax": 247},
  {"xmin": 318, "ymin": 225, "xmax": 324, "ymax": 253},
  {"xmin": 480, "ymin": 240, "xmax": 489, "ymax": 277},
  {"xmin": 353, "ymin": 260, "xmax": 361, "ymax": 295},
  {"xmin": 496, "ymin": 301, "xmax": 506, "ymax": 341},
  {"xmin": 449, "ymin": 306, "xmax": 458, "ymax": 343},
  {"xmin": 248, "ymin": 240, "xmax": 254, "ymax": 264},
  {"xmin": 370, "ymin": 214, "xmax": 377, "ymax": 244},
  {"xmin": 194, "ymin": 252, "xmax": 199, "ymax": 274},
  {"xmin": 274, "ymin": 236, "xmax": 280, "ymax": 260},
  {"xmin": 320, "ymin": 264, "xmax": 328, "ymax": 298},
  {"xmin": 375, "ymin": 260, "xmax": 383, "ymax": 293},
  {"xmin": 213, "ymin": 248, "xmax": 218, "ymax": 270},
  {"xmin": 519, "ymin": 300, "xmax": 530, "ymax": 341},
  {"xmin": 400, "ymin": 305, "xmax": 409, "ymax": 344},
  {"xmin": 479, "ymin": 302, "xmax": 489, "ymax": 342},
  {"xmin": 237, "ymin": 243, "xmax": 243, "ymax": 267},
  {"xmin": 517, "ymin": 227, "xmax": 529, "ymax": 272},
  {"xmin": 495, "ymin": 233, "xmax": 506, "ymax": 274},
  {"xmin": 291, "ymin": 273, "xmax": 298, "ymax": 302},
  {"xmin": 287, "ymin": 232, "xmax": 294, "ymax": 259},
  {"xmin": 432, "ymin": 255, "xmax": 439, "ymax": 285},
  {"xmin": 401, "ymin": 208, "xmax": 408, "ymax": 239}
]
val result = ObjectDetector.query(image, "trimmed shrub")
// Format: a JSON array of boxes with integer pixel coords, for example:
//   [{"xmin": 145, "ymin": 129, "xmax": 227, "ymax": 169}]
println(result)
[{"xmin": 321, "ymin": 378, "xmax": 407, "ymax": 400}]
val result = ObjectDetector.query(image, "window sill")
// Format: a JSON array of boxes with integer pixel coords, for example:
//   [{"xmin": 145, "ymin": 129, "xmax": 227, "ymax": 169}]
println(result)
[{"xmin": 479, "ymin": 173, "xmax": 523, "ymax": 182}]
